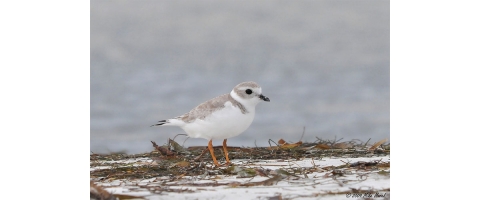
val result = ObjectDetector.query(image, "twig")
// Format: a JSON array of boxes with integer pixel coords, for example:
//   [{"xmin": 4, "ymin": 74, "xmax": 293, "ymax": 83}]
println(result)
[
  {"xmin": 268, "ymin": 139, "xmax": 279, "ymax": 147},
  {"xmin": 172, "ymin": 134, "xmax": 188, "ymax": 142},
  {"xmin": 299, "ymin": 126, "xmax": 306, "ymax": 141},
  {"xmin": 333, "ymin": 136, "xmax": 343, "ymax": 144},
  {"xmin": 364, "ymin": 138, "xmax": 371, "ymax": 147},
  {"xmin": 151, "ymin": 141, "xmax": 175, "ymax": 156},
  {"xmin": 194, "ymin": 148, "xmax": 209, "ymax": 161}
]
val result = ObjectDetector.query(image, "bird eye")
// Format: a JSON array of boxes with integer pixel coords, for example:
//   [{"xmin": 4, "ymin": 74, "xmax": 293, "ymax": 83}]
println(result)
[{"xmin": 245, "ymin": 89, "xmax": 252, "ymax": 94}]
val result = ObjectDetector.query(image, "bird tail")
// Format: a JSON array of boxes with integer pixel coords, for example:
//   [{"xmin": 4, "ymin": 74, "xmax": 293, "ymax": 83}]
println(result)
[
  {"xmin": 151, "ymin": 118, "xmax": 186, "ymax": 127},
  {"xmin": 151, "ymin": 119, "xmax": 169, "ymax": 127}
]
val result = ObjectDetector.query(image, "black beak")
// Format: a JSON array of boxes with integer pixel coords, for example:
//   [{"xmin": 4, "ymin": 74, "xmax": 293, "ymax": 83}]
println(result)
[{"xmin": 259, "ymin": 94, "xmax": 270, "ymax": 102}]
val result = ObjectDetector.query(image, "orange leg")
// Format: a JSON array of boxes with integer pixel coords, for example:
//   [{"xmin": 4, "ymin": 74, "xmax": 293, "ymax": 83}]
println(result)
[
  {"xmin": 208, "ymin": 139, "xmax": 220, "ymax": 167},
  {"xmin": 223, "ymin": 139, "xmax": 231, "ymax": 164}
]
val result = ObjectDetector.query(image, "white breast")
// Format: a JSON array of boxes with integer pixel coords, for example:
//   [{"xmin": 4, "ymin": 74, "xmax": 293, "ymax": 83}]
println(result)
[{"xmin": 181, "ymin": 101, "xmax": 255, "ymax": 140}]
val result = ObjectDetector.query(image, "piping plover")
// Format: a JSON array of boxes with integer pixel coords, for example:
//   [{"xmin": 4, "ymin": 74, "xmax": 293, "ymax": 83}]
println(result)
[{"xmin": 152, "ymin": 81, "xmax": 270, "ymax": 166}]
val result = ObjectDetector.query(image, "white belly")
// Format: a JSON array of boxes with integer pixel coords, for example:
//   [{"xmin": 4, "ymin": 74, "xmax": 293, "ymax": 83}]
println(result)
[{"xmin": 181, "ymin": 105, "xmax": 255, "ymax": 140}]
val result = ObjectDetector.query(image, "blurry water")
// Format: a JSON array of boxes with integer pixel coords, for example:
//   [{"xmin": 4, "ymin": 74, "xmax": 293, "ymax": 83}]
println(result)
[{"xmin": 91, "ymin": 0, "xmax": 389, "ymax": 154}]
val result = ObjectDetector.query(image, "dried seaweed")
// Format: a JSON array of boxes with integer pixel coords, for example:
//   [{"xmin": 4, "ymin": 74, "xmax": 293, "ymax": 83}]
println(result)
[{"xmin": 91, "ymin": 136, "xmax": 390, "ymax": 199}]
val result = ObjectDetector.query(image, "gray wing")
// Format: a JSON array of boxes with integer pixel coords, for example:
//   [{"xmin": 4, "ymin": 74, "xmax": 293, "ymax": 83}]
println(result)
[{"xmin": 176, "ymin": 94, "xmax": 230, "ymax": 123}]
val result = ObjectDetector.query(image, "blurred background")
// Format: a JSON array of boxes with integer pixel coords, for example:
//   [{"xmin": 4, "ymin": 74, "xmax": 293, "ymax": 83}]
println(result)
[{"xmin": 91, "ymin": 0, "xmax": 389, "ymax": 154}]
